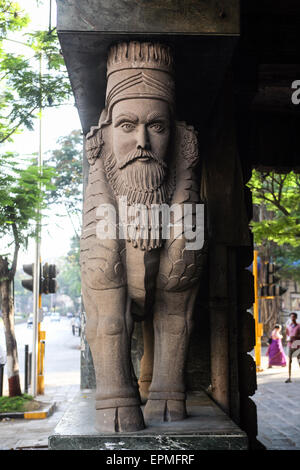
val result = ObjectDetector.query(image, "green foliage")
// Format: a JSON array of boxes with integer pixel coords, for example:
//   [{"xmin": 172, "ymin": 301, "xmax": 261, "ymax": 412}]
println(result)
[
  {"xmin": 0, "ymin": 34, "xmax": 71, "ymax": 142},
  {"xmin": 0, "ymin": 1, "xmax": 72, "ymax": 143},
  {"xmin": 248, "ymin": 171, "xmax": 300, "ymax": 247},
  {"xmin": 0, "ymin": 394, "xmax": 34, "ymax": 412},
  {"xmin": 47, "ymin": 130, "xmax": 83, "ymax": 240},
  {"xmin": 57, "ymin": 236, "xmax": 81, "ymax": 311},
  {"xmin": 248, "ymin": 170, "xmax": 300, "ymax": 283},
  {"xmin": 0, "ymin": 1, "xmax": 29, "ymax": 42},
  {"xmin": 47, "ymin": 130, "xmax": 83, "ymax": 217},
  {"xmin": 0, "ymin": 1, "xmax": 72, "ymax": 394},
  {"xmin": 272, "ymin": 245, "xmax": 300, "ymax": 283},
  {"xmin": 0, "ymin": 0, "xmax": 71, "ymax": 261},
  {"xmin": 46, "ymin": 131, "xmax": 83, "ymax": 309},
  {"xmin": 26, "ymin": 30, "xmax": 66, "ymax": 69},
  {"xmin": 0, "ymin": 152, "xmax": 56, "ymax": 250}
]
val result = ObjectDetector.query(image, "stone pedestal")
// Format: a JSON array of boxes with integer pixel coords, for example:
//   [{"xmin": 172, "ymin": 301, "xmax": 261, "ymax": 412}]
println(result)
[{"xmin": 48, "ymin": 390, "xmax": 248, "ymax": 450}]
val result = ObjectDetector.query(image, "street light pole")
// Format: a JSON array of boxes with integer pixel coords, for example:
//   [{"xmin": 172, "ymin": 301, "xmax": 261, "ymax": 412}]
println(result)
[{"xmin": 31, "ymin": 53, "xmax": 43, "ymax": 396}]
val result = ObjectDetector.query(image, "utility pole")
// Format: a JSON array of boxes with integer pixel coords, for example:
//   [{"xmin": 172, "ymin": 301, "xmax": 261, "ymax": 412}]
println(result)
[{"xmin": 31, "ymin": 53, "xmax": 43, "ymax": 396}]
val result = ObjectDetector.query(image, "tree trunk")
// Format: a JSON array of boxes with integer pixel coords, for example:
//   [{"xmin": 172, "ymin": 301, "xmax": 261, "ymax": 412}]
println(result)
[{"xmin": 0, "ymin": 257, "xmax": 22, "ymax": 397}]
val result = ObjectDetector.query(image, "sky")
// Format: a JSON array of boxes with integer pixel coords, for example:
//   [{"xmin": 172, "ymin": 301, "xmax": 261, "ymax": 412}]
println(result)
[{"xmin": 1, "ymin": 0, "xmax": 82, "ymax": 267}]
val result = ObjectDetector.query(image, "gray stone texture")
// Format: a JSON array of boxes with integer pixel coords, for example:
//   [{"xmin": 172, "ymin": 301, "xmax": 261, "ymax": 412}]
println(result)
[
  {"xmin": 56, "ymin": 0, "xmax": 240, "ymax": 34},
  {"xmin": 80, "ymin": 41, "xmax": 208, "ymax": 432},
  {"xmin": 48, "ymin": 389, "xmax": 248, "ymax": 450}
]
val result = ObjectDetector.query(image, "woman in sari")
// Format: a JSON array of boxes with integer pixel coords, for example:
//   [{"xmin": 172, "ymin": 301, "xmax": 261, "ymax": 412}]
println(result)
[{"xmin": 266, "ymin": 324, "xmax": 287, "ymax": 368}]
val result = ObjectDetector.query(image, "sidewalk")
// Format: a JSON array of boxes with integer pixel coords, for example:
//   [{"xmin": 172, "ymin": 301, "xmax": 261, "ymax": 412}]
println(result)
[
  {"xmin": 0, "ymin": 383, "xmax": 80, "ymax": 450},
  {"xmin": 1, "ymin": 348, "xmax": 299, "ymax": 450},
  {"xmin": 252, "ymin": 347, "xmax": 300, "ymax": 450},
  {"xmin": 0, "ymin": 316, "xmax": 81, "ymax": 450}
]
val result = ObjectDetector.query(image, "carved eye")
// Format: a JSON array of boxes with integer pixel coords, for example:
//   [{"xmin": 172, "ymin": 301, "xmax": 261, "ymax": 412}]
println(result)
[
  {"xmin": 148, "ymin": 122, "xmax": 165, "ymax": 133},
  {"xmin": 120, "ymin": 122, "xmax": 135, "ymax": 132}
]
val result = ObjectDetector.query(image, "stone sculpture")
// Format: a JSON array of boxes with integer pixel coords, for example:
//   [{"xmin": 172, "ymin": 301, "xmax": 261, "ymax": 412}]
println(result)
[{"xmin": 80, "ymin": 41, "xmax": 206, "ymax": 432}]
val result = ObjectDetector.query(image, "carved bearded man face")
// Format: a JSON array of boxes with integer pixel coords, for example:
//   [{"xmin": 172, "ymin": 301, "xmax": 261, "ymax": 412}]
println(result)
[
  {"xmin": 112, "ymin": 98, "xmax": 170, "ymax": 166},
  {"xmin": 107, "ymin": 98, "xmax": 172, "ymax": 206}
]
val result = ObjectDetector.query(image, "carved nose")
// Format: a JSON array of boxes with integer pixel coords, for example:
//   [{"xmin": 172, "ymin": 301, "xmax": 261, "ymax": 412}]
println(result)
[{"xmin": 136, "ymin": 125, "xmax": 150, "ymax": 150}]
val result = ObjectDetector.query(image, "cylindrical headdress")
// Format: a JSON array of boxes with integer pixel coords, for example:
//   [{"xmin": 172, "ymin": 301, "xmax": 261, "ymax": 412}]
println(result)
[{"xmin": 104, "ymin": 42, "xmax": 175, "ymax": 120}]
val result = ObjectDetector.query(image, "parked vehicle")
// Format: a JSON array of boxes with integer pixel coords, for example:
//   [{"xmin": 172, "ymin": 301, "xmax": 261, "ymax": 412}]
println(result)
[
  {"xmin": 50, "ymin": 312, "xmax": 61, "ymax": 322},
  {"xmin": 27, "ymin": 314, "xmax": 33, "ymax": 328}
]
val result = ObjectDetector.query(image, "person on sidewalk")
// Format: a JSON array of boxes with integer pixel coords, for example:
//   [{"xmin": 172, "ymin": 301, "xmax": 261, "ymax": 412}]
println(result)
[
  {"xmin": 266, "ymin": 324, "xmax": 287, "ymax": 368},
  {"xmin": 285, "ymin": 312, "xmax": 300, "ymax": 383}
]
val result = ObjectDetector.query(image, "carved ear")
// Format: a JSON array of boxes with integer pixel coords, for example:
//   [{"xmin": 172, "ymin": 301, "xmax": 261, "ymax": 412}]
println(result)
[
  {"xmin": 173, "ymin": 121, "xmax": 199, "ymax": 170},
  {"xmin": 85, "ymin": 109, "xmax": 112, "ymax": 165},
  {"xmin": 85, "ymin": 125, "xmax": 103, "ymax": 165}
]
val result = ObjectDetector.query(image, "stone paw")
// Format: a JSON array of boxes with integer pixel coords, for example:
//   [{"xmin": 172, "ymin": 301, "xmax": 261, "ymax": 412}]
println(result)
[
  {"xmin": 95, "ymin": 405, "xmax": 145, "ymax": 432},
  {"xmin": 143, "ymin": 399, "xmax": 187, "ymax": 423}
]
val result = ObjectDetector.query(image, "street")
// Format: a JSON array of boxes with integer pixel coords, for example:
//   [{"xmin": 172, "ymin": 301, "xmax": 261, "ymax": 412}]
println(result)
[
  {"xmin": 0, "ymin": 315, "xmax": 81, "ymax": 396},
  {"xmin": 252, "ymin": 347, "xmax": 300, "ymax": 450},
  {"xmin": 1, "ymin": 322, "xmax": 300, "ymax": 450},
  {"xmin": 0, "ymin": 316, "xmax": 81, "ymax": 450}
]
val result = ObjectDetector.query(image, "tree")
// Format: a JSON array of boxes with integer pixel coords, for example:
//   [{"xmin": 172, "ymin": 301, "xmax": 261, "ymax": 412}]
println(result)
[
  {"xmin": 57, "ymin": 236, "xmax": 81, "ymax": 312},
  {"xmin": 0, "ymin": 1, "xmax": 29, "ymax": 41},
  {"xmin": 0, "ymin": 3, "xmax": 71, "ymax": 144},
  {"xmin": 46, "ymin": 130, "xmax": 83, "ymax": 314},
  {"xmin": 248, "ymin": 170, "xmax": 300, "ymax": 248},
  {"xmin": 248, "ymin": 170, "xmax": 300, "ymax": 275},
  {"xmin": 247, "ymin": 170, "xmax": 300, "ymax": 333},
  {"xmin": 0, "ymin": 1, "xmax": 72, "ymax": 396},
  {"xmin": 47, "ymin": 129, "xmax": 83, "ymax": 238},
  {"xmin": 271, "ymin": 245, "xmax": 300, "ymax": 284},
  {"xmin": 0, "ymin": 152, "xmax": 55, "ymax": 395}
]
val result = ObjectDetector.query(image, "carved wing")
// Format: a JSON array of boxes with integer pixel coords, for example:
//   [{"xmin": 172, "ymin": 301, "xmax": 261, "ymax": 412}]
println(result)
[
  {"xmin": 157, "ymin": 121, "xmax": 208, "ymax": 291},
  {"xmin": 80, "ymin": 156, "xmax": 126, "ymax": 291}
]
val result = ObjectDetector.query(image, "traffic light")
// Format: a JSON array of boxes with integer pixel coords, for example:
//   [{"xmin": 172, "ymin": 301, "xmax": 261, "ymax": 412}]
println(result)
[
  {"xmin": 22, "ymin": 263, "xmax": 58, "ymax": 294},
  {"xmin": 42, "ymin": 263, "xmax": 58, "ymax": 294},
  {"xmin": 259, "ymin": 261, "xmax": 287, "ymax": 297},
  {"xmin": 22, "ymin": 264, "xmax": 38, "ymax": 292}
]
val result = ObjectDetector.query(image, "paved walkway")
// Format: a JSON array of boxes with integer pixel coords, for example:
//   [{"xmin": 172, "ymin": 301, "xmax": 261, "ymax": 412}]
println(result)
[
  {"xmin": 252, "ymin": 347, "xmax": 300, "ymax": 450},
  {"xmin": 1, "ymin": 347, "xmax": 299, "ymax": 450},
  {"xmin": 0, "ymin": 383, "xmax": 80, "ymax": 450}
]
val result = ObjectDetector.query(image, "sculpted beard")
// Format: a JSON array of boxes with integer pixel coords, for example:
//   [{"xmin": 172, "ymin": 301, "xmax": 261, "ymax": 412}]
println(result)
[{"xmin": 104, "ymin": 149, "xmax": 175, "ymax": 207}]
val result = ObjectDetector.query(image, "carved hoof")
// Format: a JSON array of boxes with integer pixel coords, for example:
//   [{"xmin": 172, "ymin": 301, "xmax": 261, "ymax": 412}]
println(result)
[
  {"xmin": 143, "ymin": 399, "xmax": 187, "ymax": 423},
  {"xmin": 95, "ymin": 406, "xmax": 145, "ymax": 433}
]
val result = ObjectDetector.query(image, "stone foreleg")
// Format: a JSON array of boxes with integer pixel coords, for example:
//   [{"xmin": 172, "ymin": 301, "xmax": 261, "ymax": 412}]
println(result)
[
  {"xmin": 82, "ymin": 284, "xmax": 145, "ymax": 432},
  {"xmin": 143, "ymin": 285, "xmax": 198, "ymax": 423}
]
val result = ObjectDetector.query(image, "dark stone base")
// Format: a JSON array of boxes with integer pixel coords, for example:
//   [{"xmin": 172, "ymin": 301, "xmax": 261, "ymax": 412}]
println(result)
[{"xmin": 48, "ymin": 390, "xmax": 248, "ymax": 450}]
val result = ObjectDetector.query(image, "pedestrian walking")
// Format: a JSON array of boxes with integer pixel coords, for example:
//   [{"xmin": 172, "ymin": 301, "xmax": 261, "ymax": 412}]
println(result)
[
  {"xmin": 266, "ymin": 324, "xmax": 287, "ymax": 368},
  {"xmin": 285, "ymin": 312, "xmax": 300, "ymax": 383}
]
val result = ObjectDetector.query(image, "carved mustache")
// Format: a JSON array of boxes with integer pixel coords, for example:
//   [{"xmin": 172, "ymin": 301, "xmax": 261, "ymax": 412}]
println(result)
[{"xmin": 118, "ymin": 149, "xmax": 167, "ymax": 169}]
